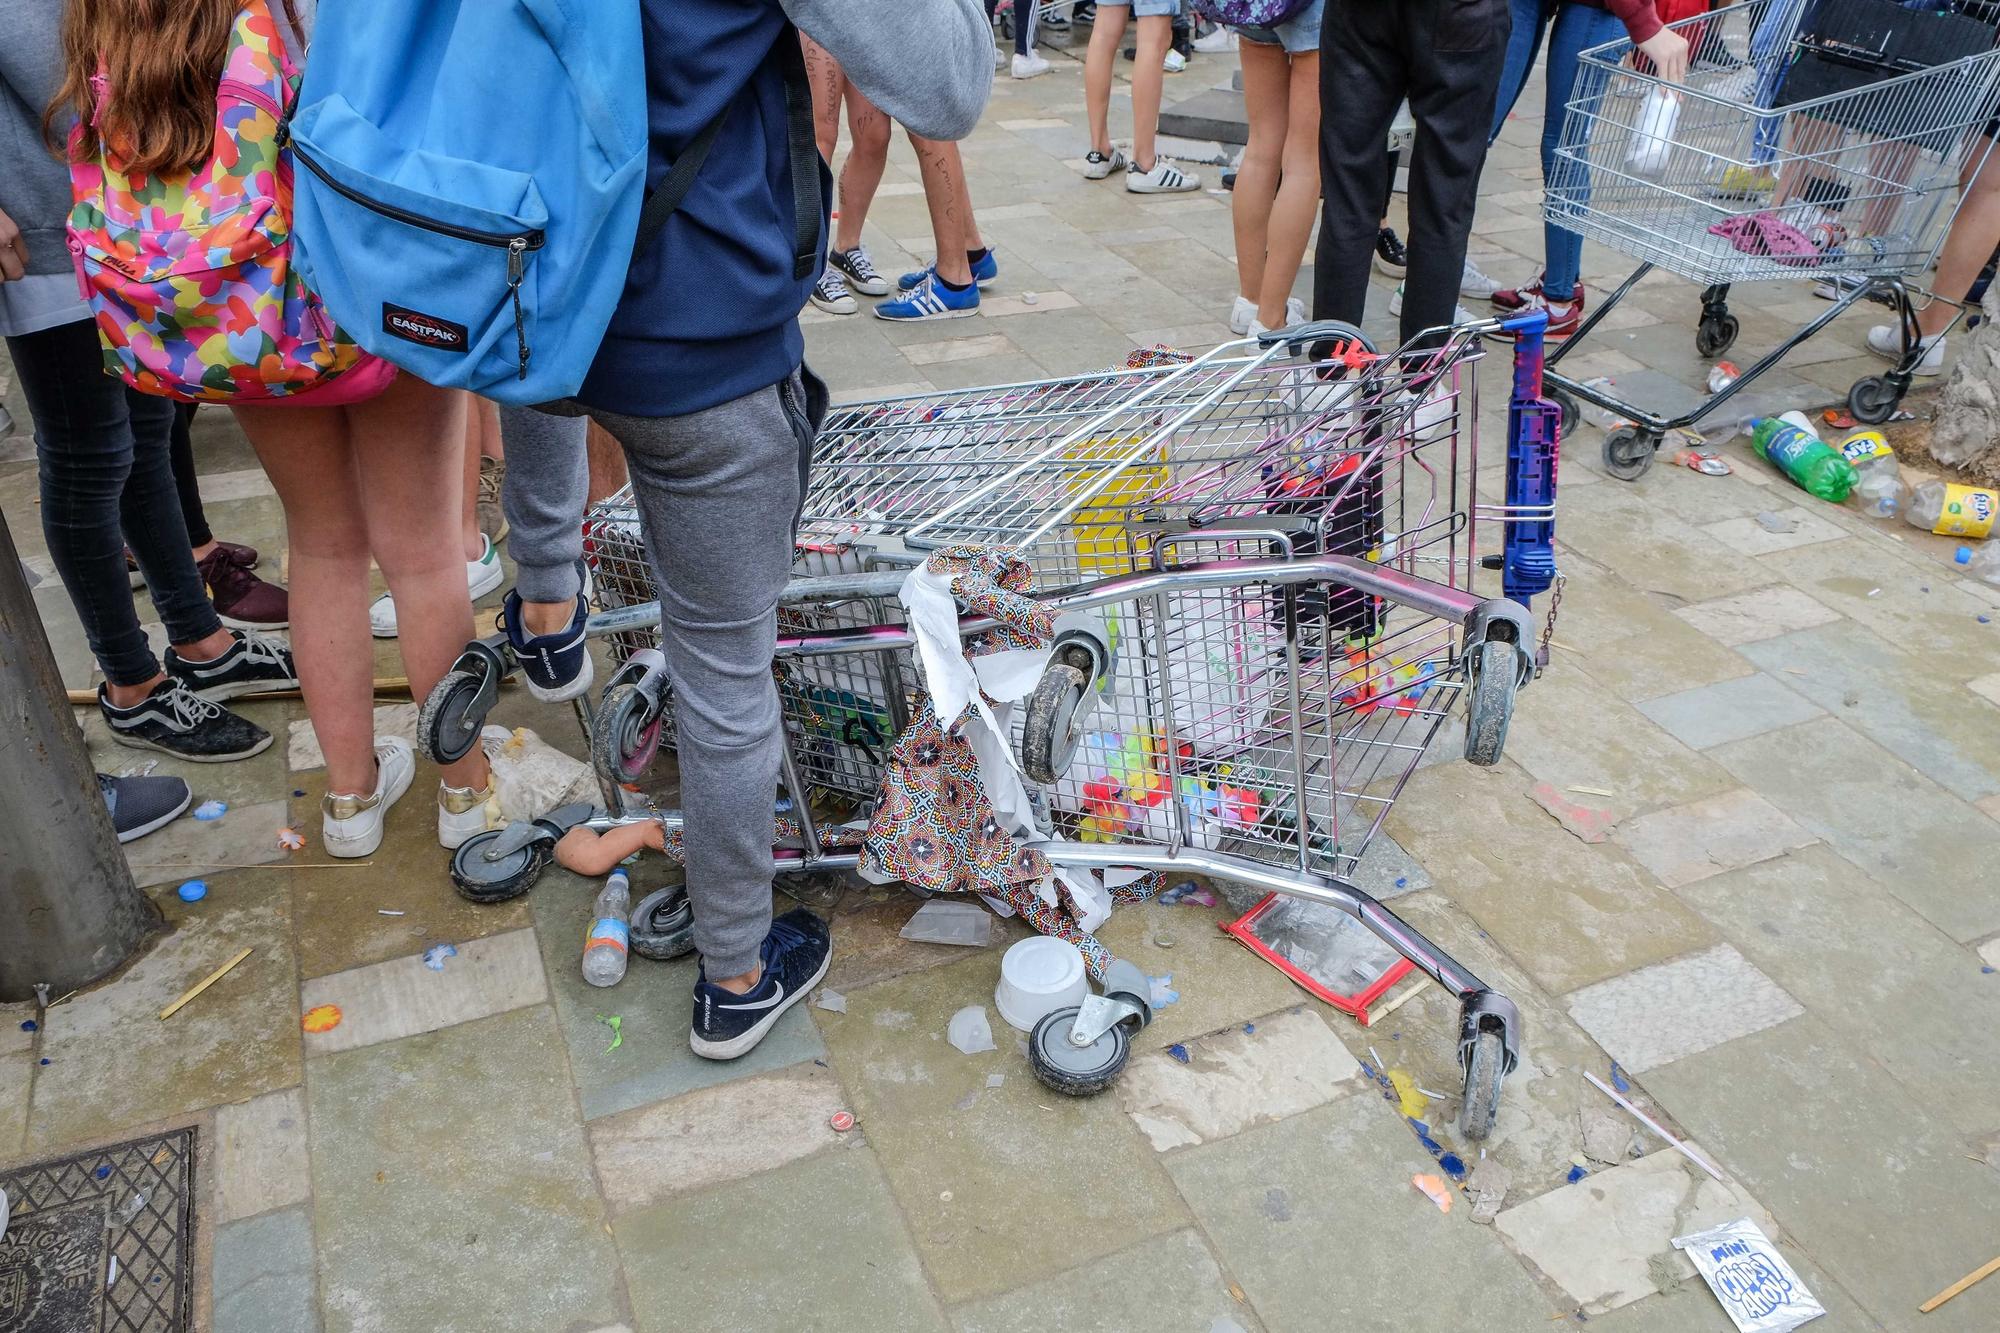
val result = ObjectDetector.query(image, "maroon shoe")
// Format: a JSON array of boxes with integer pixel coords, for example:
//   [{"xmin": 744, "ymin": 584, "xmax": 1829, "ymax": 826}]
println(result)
[
  {"xmin": 210, "ymin": 539, "xmax": 259, "ymax": 569},
  {"xmin": 1489, "ymin": 271, "xmax": 1545, "ymax": 313},
  {"xmin": 1497, "ymin": 289, "xmax": 1585, "ymax": 342},
  {"xmin": 199, "ymin": 547, "xmax": 289, "ymax": 629}
]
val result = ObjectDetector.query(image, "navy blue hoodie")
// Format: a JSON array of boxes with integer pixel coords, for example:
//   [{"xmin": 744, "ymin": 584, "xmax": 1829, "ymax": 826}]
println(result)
[{"xmin": 578, "ymin": 0, "xmax": 991, "ymax": 417}]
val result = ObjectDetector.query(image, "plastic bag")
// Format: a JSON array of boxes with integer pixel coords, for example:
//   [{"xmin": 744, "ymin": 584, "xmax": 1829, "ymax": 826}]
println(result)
[
  {"xmin": 480, "ymin": 725, "xmax": 598, "ymax": 823},
  {"xmin": 1627, "ymin": 88, "xmax": 1681, "ymax": 177}
]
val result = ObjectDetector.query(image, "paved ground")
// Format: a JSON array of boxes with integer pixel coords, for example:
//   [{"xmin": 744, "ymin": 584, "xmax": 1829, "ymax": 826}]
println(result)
[{"xmin": 6, "ymin": 38, "xmax": 2000, "ymax": 1333}]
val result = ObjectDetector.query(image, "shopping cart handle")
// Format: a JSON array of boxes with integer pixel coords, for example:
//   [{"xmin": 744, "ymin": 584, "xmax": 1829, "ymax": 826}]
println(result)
[
  {"xmin": 1496, "ymin": 309, "xmax": 1549, "ymax": 338},
  {"xmin": 1256, "ymin": 319, "xmax": 1377, "ymax": 355}
]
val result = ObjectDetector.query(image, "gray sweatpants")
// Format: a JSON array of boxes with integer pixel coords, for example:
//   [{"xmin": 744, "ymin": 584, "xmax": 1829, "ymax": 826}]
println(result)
[{"xmin": 498, "ymin": 371, "xmax": 821, "ymax": 978}]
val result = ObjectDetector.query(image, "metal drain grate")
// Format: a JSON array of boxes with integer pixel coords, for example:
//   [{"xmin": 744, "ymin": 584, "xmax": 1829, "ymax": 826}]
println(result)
[{"xmin": 0, "ymin": 1126, "xmax": 196, "ymax": 1332}]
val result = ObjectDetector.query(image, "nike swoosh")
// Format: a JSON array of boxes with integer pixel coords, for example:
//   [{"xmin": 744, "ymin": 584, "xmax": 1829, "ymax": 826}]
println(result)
[{"xmin": 717, "ymin": 985, "xmax": 787, "ymax": 1012}]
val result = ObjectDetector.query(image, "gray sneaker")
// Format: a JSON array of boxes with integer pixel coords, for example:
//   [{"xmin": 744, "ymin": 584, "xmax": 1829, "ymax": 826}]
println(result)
[{"xmin": 98, "ymin": 772, "xmax": 194, "ymax": 843}]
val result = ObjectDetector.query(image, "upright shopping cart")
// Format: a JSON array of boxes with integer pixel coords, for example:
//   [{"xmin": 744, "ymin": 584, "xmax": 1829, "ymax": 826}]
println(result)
[
  {"xmin": 1540, "ymin": 0, "xmax": 2000, "ymax": 479},
  {"xmin": 437, "ymin": 317, "xmax": 1561, "ymax": 1134}
]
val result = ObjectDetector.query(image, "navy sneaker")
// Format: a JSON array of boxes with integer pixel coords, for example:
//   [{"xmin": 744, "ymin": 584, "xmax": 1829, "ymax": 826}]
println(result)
[
  {"xmin": 690, "ymin": 908, "xmax": 831, "ymax": 1061},
  {"xmin": 497, "ymin": 587, "xmax": 594, "ymax": 703},
  {"xmin": 876, "ymin": 271, "xmax": 981, "ymax": 322},
  {"xmin": 166, "ymin": 629, "xmax": 298, "ymax": 700},
  {"xmin": 98, "ymin": 772, "xmax": 193, "ymax": 843},
  {"xmin": 897, "ymin": 249, "xmax": 999, "ymax": 291}
]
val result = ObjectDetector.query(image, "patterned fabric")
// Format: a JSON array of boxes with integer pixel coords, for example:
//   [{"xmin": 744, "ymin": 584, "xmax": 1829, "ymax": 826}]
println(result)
[
  {"xmin": 860, "ymin": 544, "xmax": 1160, "ymax": 979},
  {"xmin": 1188, "ymin": 0, "xmax": 1316, "ymax": 32},
  {"xmin": 64, "ymin": 0, "xmax": 389, "ymax": 403}
]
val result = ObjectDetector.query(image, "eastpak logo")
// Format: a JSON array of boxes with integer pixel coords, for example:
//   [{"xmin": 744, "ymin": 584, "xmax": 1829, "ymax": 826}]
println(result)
[{"xmin": 382, "ymin": 303, "xmax": 469, "ymax": 352}]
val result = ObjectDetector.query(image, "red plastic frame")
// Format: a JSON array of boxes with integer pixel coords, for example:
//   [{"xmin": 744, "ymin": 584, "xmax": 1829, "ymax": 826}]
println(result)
[{"xmin": 1220, "ymin": 893, "xmax": 1414, "ymax": 1026}]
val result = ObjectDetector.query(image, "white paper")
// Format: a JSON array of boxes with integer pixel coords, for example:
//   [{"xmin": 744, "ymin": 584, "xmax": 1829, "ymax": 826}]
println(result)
[{"xmin": 1672, "ymin": 1218, "xmax": 1825, "ymax": 1333}]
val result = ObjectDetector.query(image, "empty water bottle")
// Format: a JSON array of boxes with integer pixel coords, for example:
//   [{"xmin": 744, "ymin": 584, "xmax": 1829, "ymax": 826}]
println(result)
[
  {"xmin": 1902, "ymin": 480, "xmax": 1999, "ymax": 540},
  {"xmin": 581, "ymin": 868, "xmax": 631, "ymax": 988},
  {"xmin": 1837, "ymin": 431, "xmax": 1902, "ymax": 518},
  {"xmin": 1956, "ymin": 542, "xmax": 2000, "ymax": 586}
]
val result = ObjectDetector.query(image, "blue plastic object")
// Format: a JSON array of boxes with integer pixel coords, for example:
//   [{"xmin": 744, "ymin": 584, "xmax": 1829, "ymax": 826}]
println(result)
[{"xmin": 1501, "ymin": 308, "xmax": 1560, "ymax": 610}]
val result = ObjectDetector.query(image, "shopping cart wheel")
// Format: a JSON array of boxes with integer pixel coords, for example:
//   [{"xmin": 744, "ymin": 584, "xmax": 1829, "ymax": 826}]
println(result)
[
  {"xmin": 419, "ymin": 669, "xmax": 489, "ymax": 765},
  {"xmin": 449, "ymin": 828, "xmax": 549, "ymax": 903},
  {"xmin": 1601, "ymin": 426, "xmax": 1656, "ymax": 482},
  {"xmin": 1021, "ymin": 663, "xmax": 1089, "ymax": 785},
  {"xmin": 1459, "ymin": 1028, "xmax": 1507, "ymax": 1141},
  {"xmin": 1847, "ymin": 375, "xmax": 1903, "ymax": 426},
  {"xmin": 630, "ymin": 885, "xmax": 695, "ymax": 961},
  {"xmin": 1463, "ymin": 638, "xmax": 1518, "ymax": 768},
  {"xmin": 1028, "ymin": 1006, "xmax": 1131, "ymax": 1096},
  {"xmin": 594, "ymin": 682, "xmax": 665, "ymax": 787},
  {"xmin": 1695, "ymin": 312, "xmax": 1739, "ymax": 359},
  {"xmin": 1548, "ymin": 388, "xmax": 1580, "ymax": 438}
]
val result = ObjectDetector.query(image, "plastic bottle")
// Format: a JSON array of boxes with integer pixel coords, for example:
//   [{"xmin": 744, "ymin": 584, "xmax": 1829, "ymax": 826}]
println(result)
[
  {"xmin": 581, "ymin": 868, "xmax": 631, "ymax": 988},
  {"xmin": 1837, "ymin": 430, "xmax": 1902, "ymax": 519},
  {"xmin": 1902, "ymin": 480, "xmax": 1999, "ymax": 540},
  {"xmin": 1749, "ymin": 417, "xmax": 1858, "ymax": 503},
  {"xmin": 1956, "ymin": 543, "xmax": 2000, "ymax": 586}
]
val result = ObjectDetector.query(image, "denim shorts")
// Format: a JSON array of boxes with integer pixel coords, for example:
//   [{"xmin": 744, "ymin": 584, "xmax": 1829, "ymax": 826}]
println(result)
[
  {"xmin": 1102, "ymin": 0, "xmax": 1184, "ymax": 18},
  {"xmin": 1234, "ymin": 0, "xmax": 1323, "ymax": 54}
]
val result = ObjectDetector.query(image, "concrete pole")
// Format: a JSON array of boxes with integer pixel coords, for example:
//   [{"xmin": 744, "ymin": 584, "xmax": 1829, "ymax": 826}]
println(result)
[{"xmin": 0, "ymin": 508, "xmax": 160, "ymax": 1002}]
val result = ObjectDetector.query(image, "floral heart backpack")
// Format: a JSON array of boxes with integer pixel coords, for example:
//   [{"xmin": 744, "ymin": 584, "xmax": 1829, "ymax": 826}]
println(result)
[
  {"xmin": 1188, "ymin": 0, "xmax": 1315, "ymax": 26},
  {"xmin": 63, "ymin": 0, "xmax": 393, "ymax": 404}
]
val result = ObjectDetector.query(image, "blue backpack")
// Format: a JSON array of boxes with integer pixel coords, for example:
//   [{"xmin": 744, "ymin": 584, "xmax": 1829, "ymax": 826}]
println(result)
[{"xmin": 285, "ymin": 1, "xmax": 685, "ymax": 404}]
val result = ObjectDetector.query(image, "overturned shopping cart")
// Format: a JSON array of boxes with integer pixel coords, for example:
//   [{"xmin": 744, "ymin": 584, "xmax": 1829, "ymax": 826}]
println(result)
[
  {"xmin": 432, "ymin": 317, "xmax": 1561, "ymax": 1134},
  {"xmin": 1542, "ymin": 0, "xmax": 2000, "ymax": 479}
]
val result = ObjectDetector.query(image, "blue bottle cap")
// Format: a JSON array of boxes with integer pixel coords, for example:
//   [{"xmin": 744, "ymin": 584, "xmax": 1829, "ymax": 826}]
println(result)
[
  {"xmin": 177, "ymin": 880, "xmax": 208, "ymax": 902},
  {"xmin": 1956, "ymin": 546, "xmax": 1974, "ymax": 565}
]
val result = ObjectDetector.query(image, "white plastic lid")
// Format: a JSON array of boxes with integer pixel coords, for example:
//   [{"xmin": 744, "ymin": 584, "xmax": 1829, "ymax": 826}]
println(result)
[{"xmin": 1001, "ymin": 936, "xmax": 1086, "ymax": 994}]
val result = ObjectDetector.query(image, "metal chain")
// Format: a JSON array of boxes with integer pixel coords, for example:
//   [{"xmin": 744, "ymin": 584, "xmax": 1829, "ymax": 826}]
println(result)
[{"xmin": 1535, "ymin": 570, "xmax": 1566, "ymax": 677}]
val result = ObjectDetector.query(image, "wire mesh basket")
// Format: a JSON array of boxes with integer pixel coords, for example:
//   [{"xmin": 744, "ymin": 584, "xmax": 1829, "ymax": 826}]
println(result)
[{"xmin": 1546, "ymin": 0, "xmax": 2000, "ymax": 285}]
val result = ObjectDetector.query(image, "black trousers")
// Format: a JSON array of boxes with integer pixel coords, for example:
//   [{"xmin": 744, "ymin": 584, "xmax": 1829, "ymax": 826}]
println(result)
[{"xmin": 1314, "ymin": 0, "xmax": 1511, "ymax": 348}]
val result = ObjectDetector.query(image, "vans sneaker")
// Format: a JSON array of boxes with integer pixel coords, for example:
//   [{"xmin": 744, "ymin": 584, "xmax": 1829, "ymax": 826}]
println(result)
[
  {"xmin": 100, "ymin": 679, "xmax": 271, "ymax": 762},
  {"xmin": 690, "ymin": 908, "xmax": 832, "ymax": 1060},
  {"xmin": 370, "ymin": 536, "xmax": 504, "ymax": 639},
  {"xmin": 322, "ymin": 736, "xmax": 415, "ymax": 859},
  {"xmin": 98, "ymin": 772, "xmax": 193, "ymax": 843},
  {"xmin": 875, "ymin": 271, "xmax": 981, "ymax": 321},
  {"xmin": 498, "ymin": 587, "xmax": 595, "ymax": 703},
  {"xmin": 1082, "ymin": 147, "xmax": 1127, "ymax": 180},
  {"xmin": 828, "ymin": 245, "xmax": 889, "ymax": 296},
  {"xmin": 166, "ymin": 629, "xmax": 298, "ymax": 701},
  {"xmin": 1126, "ymin": 159, "xmax": 1199, "ymax": 194}
]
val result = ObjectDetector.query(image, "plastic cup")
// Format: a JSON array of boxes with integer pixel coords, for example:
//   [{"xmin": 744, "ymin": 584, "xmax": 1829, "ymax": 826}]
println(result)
[{"xmin": 994, "ymin": 937, "xmax": 1089, "ymax": 1033}]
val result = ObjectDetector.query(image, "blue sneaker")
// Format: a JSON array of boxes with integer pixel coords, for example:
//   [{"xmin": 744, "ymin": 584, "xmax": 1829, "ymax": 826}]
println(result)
[
  {"xmin": 498, "ymin": 586, "xmax": 594, "ymax": 703},
  {"xmin": 691, "ymin": 908, "xmax": 832, "ymax": 1060},
  {"xmin": 897, "ymin": 249, "xmax": 999, "ymax": 291},
  {"xmin": 875, "ymin": 272, "xmax": 981, "ymax": 322}
]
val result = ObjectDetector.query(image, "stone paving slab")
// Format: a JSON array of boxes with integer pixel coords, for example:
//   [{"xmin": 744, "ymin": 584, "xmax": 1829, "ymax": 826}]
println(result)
[
  {"xmin": 1676, "ymin": 845, "xmax": 2000, "ymax": 1140},
  {"xmin": 213, "ymin": 1086, "xmax": 309, "ymax": 1224},
  {"xmin": 1703, "ymin": 505, "xmax": 1849, "ymax": 558},
  {"xmin": 1739, "ymin": 620, "xmax": 2000, "ymax": 803},
  {"xmin": 124, "ymin": 796, "xmax": 290, "ymax": 890},
  {"xmin": 1671, "ymin": 583, "xmax": 1846, "ymax": 647},
  {"xmin": 300, "ymin": 926, "xmax": 546, "ymax": 1056},
  {"xmin": 1755, "ymin": 537, "xmax": 2000, "ymax": 682},
  {"xmin": 0, "ymin": 1043, "xmax": 28, "ymax": 1161},
  {"xmin": 212, "ymin": 1204, "xmax": 316, "ymax": 1333},
  {"xmin": 1643, "ymin": 1013, "xmax": 2000, "ymax": 1330},
  {"xmin": 1634, "ymin": 675, "xmax": 1826, "ymax": 752},
  {"xmin": 1115, "ymin": 1008, "xmax": 1365, "ymax": 1152},
  {"xmin": 815, "ymin": 949, "xmax": 1190, "ymax": 1305},
  {"xmin": 949, "ymin": 1228, "xmax": 1263, "ymax": 1333},
  {"xmin": 1167, "ymin": 1094, "xmax": 1556, "ymax": 1332},
  {"xmin": 29, "ymin": 872, "xmax": 301, "ymax": 1153},
  {"xmin": 525, "ymin": 871, "xmax": 826, "ymax": 1121},
  {"xmin": 1616, "ymin": 788, "xmax": 1818, "ymax": 889},
  {"xmin": 1710, "ymin": 717, "xmax": 2000, "ymax": 944},
  {"xmin": 615, "ymin": 1145, "xmax": 946, "ymax": 1333},
  {"xmin": 1091, "ymin": 899, "xmax": 1307, "ymax": 1052},
  {"xmin": 309, "ymin": 1005, "xmax": 622, "ymax": 1333},
  {"xmin": 1565, "ymin": 945, "xmax": 1803, "ymax": 1077}
]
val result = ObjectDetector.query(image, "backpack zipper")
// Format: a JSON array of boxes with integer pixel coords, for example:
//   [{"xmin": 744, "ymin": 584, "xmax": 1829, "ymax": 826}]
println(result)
[
  {"xmin": 283, "ymin": 134, "xmax": 547, "ymax": 253},
  {"xmin": 219, "ymin": 76, "xmax": 283, "ymax": 122}
]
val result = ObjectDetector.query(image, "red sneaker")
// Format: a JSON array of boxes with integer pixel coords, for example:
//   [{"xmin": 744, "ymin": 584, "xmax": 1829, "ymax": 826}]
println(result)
[
  {"xmin": 1503, "ymin": 288, "xmax": 1585, "ymax": 341},
  {"xmin": 199, "ymin": 547, "xmax": 289, "ymax": 630},
  {"xmin": 1489, "ymin": 271, "xmax": 1545, "ymax": 312}
]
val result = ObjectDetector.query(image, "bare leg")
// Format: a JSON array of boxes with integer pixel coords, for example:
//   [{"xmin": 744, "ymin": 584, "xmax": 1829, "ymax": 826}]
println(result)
[
  {"xmin": 1232, "ymin": 39, "xmax": 1289, "ymax": 305},
  {"xmin": 1257, "ymin": 51, "xmax": 1321, "ymax": 327},
  {"xmin": 1918, "ymin": 141, "xmax": 2000, "ymax": 337},
  {"xmin": 460, "ymin": 394, "xmax": 495, "ymax": 561},
  {"xmin": 802, "ymin": 33, "xmax": 843, "ymax": 162},
  {"xmin": 836, "ymin": 85, "xmax": 893, "ymax": 252},
  {"xmin": 909, "ymin": 132, "xmax": 978, "ymax": 285},
  {"xmin": 1085, "ymin": 6, "xmax": 1130, "ymax": 157},
  {"xmin": 1130, "ymin": 15, "xmax": 1173, "ymax": 171}
]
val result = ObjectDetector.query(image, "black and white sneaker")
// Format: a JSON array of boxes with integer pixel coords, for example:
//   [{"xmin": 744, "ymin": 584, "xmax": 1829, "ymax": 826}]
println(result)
[
  {"xmin": 98, "ymin": 772, "xmax": 193, "ymax": 843},
  {"xmin": 690, "ymin": 908, "xmax": 831, "ymax": 1061},
  {"xmin": 810, "ymin": 266, "xmax": 858, "ymax": 315},
  {"xmin": 1126, "ymin": 159, "xmax": 1200, "ymax": 194},
  {"xmin": 828, "ymin": 245, "xmax": 889, "ymax": 297},
  {"xmin": 1374, "ymin": 226, "xmax": 1408, "ymax": 278},
  {"xmin": 100, "ymin": 679, "xmax": 272, "ymax": 762},
  {"xmin": 164, "ymin": 630, "xmax": 298, "ymax": 701}
]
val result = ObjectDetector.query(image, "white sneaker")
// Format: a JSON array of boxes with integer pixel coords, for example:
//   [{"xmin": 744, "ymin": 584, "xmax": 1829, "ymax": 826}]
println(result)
[
  {"xmin": 1229, "ymin": 295, "xmax": 1256, "ymax": 337},
  {"xmin": 1126, "ymin": 159, "xmax": 1200, "ymax": 194},
  {"xmin": 437, "ymin": 779, "xmax": 500, "ymax": 850},
  {"xmin": 1460, "ymin": 258, "xmax": 1503, "ymax": 301},
  {"xmin": 1192, "ymin": 28, "xmax": 1237, "ymax": 53},
  {"xmin": 370, "ymin": 535, "xmax": 505, "ymax": 639},
  {"xmin": 1389, "ymin": 282, "xmax": 1476, "ymax": 326},
  {"xmin": 994, "ymin": 45, "xmax": 1005, "ymax": 70},
  {"xmin": 322, "ymin": 736, "xmax": 415, "ymax": 859},
  {"xmin": 1082, "ymin": 147, "xmax": 1128, "ymax": 180},
  {"xmin": 1012, "ymin": 52, "xmax": 1051, "ymax": 78},
  {"xmin": 1163, "ymin": 49, "xmax": 1188, "ymax": 73},
  {"xmin": 1866, "ymin": 324, "xmax": 1945, "ymax": 375}
]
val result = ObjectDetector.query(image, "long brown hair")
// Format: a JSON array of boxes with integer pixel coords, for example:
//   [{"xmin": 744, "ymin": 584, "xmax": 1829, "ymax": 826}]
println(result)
[{"xmin": 44, "ymin": 0, "xmax": 295, "ymax": 178}]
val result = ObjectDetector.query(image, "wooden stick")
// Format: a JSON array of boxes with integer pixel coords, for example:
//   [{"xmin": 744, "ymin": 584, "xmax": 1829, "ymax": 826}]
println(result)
[
  {"xmin": 64, "ymin": 674, "xmax": 504, "ymax": 706},
  {"xmin": 1365, "ymin": 977, "xmax": 1428, "ymax": 1025},
  {"xmin": 157, "ymin": 947, "xmax": 253, "ymax": 1021},
  {"xmin": 1583, "ymin": 1071, "xmax": 1727, "ymax": 1183},
  {"xmin": 130, "ymin": 861, "xmax": 373, "ymax": 871},
  {"xmin": 1920, "ymin": 1254, "xmax": 2000, "ymax": 1313}
]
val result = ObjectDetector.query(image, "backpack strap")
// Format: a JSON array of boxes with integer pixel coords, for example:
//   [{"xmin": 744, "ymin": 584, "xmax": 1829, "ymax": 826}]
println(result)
[{"xmin": 631, "ymin": 21, "xmax": 823, "ymax": 277}]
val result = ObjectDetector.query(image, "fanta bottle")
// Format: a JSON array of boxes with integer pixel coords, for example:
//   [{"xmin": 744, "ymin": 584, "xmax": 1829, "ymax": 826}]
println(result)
[{"xmin": 1903, "ymin": 480, "xmax": 1999, "ymax": 540}]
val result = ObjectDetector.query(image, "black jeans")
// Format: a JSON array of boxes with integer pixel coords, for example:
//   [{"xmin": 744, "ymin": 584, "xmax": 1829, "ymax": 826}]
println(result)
[
  {"xmin": 6, "ymin": 317, "xmax": 221, "ymax": 686},
  {"xmin": 170, "ymin": 403, "xmax": 213, "ymax": 549},
  {"xmin": 1315, "ymin": 0, "xmax": 1511, "ymax": 347}
]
